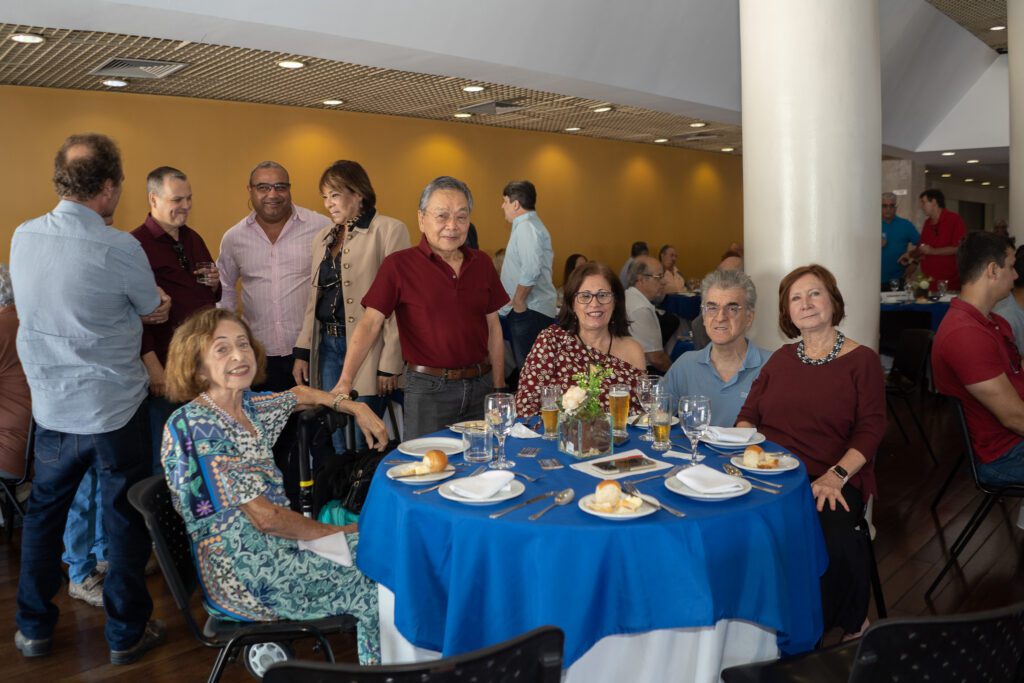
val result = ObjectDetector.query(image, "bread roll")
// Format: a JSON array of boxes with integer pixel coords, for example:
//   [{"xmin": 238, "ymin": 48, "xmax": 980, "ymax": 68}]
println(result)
[
  {"xmin": 595, "ymin": 480, "xmax": 621, "ymax": 505},
  {"xmin": 742, "ymin": 445, "xmax": 763, "ymax": 468},
  {"xmin": 423, "ymin": 449, "xmax": 449, "ymax": 473}
]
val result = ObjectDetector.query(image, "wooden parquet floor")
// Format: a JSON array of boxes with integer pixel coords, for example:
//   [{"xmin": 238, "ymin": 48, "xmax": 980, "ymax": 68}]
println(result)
[{"xmin": 0, "ymin": 390, "xmax": 1021, "ymax": 681}]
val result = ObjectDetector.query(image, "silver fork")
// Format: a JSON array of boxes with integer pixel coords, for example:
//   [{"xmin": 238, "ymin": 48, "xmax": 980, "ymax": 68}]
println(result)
[
  {"xmin": 622, "ymin": 481, "xmax": 686, "ymax": 518},
  {"xmin": 623, "ymin": 464, "xmax": 683, "ymax": 486},
  {"xmin": 512, "ymin": 471, "xmax": 540, "ymax": 483},
  {"xmin": 413, "ymin": 465, "xmax": 486, "ymax": 495}
]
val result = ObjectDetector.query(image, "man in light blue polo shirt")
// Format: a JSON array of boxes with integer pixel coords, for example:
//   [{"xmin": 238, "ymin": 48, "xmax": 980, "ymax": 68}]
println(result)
[
  {"xmin": 881, "ymin": 192, "xmax": 918, "ymax": 288},
  {"xmin": 499, "ymin": 180, "xmax": 557, "ymax": 368},
  {"xmin": 10, "ymin": 133, "xmax": 169, "ymax": 664},
  {"xmin": 662, "ymin": 269, "xmax": 771, "ymax": 427}
]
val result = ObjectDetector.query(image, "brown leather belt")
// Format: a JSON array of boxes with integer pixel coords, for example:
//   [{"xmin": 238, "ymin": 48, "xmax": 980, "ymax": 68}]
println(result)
[
  {"xmin": 323, "ymin": 322, "xmax": 345, "ymax": 337},
  {"xmin": 408, "ymin": 362, "xmax": 491, "ymax": 380}
]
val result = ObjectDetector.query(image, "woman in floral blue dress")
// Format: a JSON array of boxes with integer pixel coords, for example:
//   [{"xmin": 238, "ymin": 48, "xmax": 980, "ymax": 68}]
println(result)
[{"xmin": 160, "ymin": 308, "xmax": 388, "ymax": 664}]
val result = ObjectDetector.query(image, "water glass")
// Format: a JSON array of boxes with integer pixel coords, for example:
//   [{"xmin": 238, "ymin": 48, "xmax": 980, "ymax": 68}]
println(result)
[
  {"xmin": 462, "ymin": 426, "xmax": 492, "ymax": 463},
  {"xmin": 608, "ymin": 383, "xmax": 630, "ymax": 437},
  {"xmin": 486, "ymin": 393, "xmax": 516, "ymax": 470},
  {"xmin": 679, "ymin": 395, "xmax": 711, "ymax": 464},
  {"xmin": 540, "ymin": 385, "xmax": 561, "ymax": 440},
  {"xmin": 637, "ymin": 374, "xmax": 660, "ymax": 442},
  {"xmin": 937, "ymin": 280, "xmax": 948, "ymax": 298},
  {"xmin": 888, "ymin": 278, "xmax": 900, "ymax": 293},
  {"xmin": 194, "ymin": 261, "xmax": 218, "ymax": 286}
]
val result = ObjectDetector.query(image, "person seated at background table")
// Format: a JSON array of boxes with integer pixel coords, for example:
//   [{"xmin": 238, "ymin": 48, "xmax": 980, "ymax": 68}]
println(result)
[
  {"xmin": 736, "ymin": 264, "xmax": 884, "ymax": 640},
  {"xmin": 718, "ymin": 249, "xmax": 744, "ymax": 272},
  {"xmin": 619, "ymin": 240, "xmax": 648, "ymax": 285},
  {"xmin": 662, "ymin": 269, "xmax": 770, "ymax": 427},
  {"xmin": 556, "ymin": 252, "xmax": 588, "ymax": 309},
  {"xmin": 658, "ymin": 244, "xmax": 686, "ymax": 294},
  {"xmin": 0, "ymin": 263, "xmax": 31, "ymax": 482},
  {"xmin": 161, "ymin": 308, "xmax": 386, "ymax": 664},
  {"xmin": 516, "ymin": 261, "xmax": 645, "ymax": 416},
  {"xmin": 624, "ymin": 256, "xmax": 674, "ymax": 374},
  {"xmin": 992, "ymin": 245, "xmax": 1024, "ymax": 355},
  {"xmin": 932, "ymin": 232, "xmax": 1024, "ymax": 488}
]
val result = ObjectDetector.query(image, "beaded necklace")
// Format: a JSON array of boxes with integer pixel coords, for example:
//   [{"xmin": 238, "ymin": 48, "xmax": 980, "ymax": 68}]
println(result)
[
  {"xmin": 796, "ymin": 329, "xmax": 845, "ymax": 366},
  {"xmin": 200, "ymin": 392, "xmax": 260, "ymax": 438}
]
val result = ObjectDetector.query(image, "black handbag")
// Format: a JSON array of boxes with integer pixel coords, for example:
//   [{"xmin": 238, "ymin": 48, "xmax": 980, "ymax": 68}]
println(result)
[{"xmin": 312, "ymin": 440, "xmax": 396, "ymax": 516}]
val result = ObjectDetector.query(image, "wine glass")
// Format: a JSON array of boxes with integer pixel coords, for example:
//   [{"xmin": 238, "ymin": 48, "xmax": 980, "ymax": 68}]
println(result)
[
  {"xmin": 888, "ymin": 278, "xmax": 900, "ymax": 293},
  {"xmin": 679, "ymin": 395, "xmax": 711, "ymax": 464},
  {"xmin": 937, "ymin": 280, "xmax": 948, "ymax": 298},
  {"xmin": 637, "ymin": 375, "xmax": 660, "ymax": 442},
  {"xmin": 486, "ymin": 393, "xmax": 516, "ymax": 470}
]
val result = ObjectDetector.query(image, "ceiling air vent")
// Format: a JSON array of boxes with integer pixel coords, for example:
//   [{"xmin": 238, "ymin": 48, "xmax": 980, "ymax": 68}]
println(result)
[
  {"xmin": 457, "ymin": 99, "xmax": 526, "ymax": 116},
  {"xmin": 89, "ymin": 57, "xmax": 188, "ymax": 79}
]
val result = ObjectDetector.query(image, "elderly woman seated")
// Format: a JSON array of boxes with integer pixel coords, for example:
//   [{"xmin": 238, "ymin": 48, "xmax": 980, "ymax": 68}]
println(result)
[
  {"xmin": 160, "ymin": 308, "xmax": 386, "ymax": 664},
  {"xmin": 661, "ymin": 268, "xmax": 771, "ymax": 427}
]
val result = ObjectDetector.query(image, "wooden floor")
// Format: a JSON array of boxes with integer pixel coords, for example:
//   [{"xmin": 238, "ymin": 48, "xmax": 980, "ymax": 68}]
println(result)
[{"xmin": 1, "ymin": 389, "xmax": 1022, "ymax": 681}]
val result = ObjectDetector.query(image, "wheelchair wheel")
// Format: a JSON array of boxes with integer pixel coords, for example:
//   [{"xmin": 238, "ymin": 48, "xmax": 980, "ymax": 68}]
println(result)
[{"xmin": 243, "ymin": 641, "xmax": 293, "ymax": 679}]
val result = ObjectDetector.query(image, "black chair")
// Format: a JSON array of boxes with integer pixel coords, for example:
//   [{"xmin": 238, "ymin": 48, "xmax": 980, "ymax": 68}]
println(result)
[
  {"xmin": 264, "ymin": 625, "xmax": 564, "ymax": 683},
  {"xmin": 0, "ymin": 415, "xmax": 34, "ymax": 542},
  {"xmin": 721, "ymin": 599, "xmax": 1024, "ymax": 682},
  {"xmin": 885, "ymin": 328, "xmax": 937, "ymax": 465},
  {"xmin": 128, "ymin": 475, "xmax": 357, "ymax": 682},
  {"xmin": 925, "ymin": 399, "xmax": 1024, "ymax": 600}
]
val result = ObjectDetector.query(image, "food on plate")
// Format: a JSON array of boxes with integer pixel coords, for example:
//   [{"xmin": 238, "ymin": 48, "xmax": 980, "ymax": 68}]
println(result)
[
  {"xmin": 742, "ymin": 444, "xmax": 779, "ymax": 469},
  {"xmin": 587, "ymin": 480, "xmax": 644, "ymax": 514},
  {"xmin": 402, "ymin": 449, "xmax": 449, "ymax": 476}
]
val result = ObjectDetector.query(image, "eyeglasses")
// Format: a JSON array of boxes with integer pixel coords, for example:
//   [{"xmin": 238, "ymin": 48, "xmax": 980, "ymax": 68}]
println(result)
[
  {"xmin": 702, "ymin": 303, "xmax": 745, "ymax": 317},
  {"xmin": 575, "ymin": 290, "xmax": 614, "ymax": 305},
  {"xmin": 881, "ymin": 204, "xmax": 897, "ymax": 209},
  {"xmin": 642, "ymin": 273, "xmax": 665, "ymax": 281},
  {"xmin": 251, "ymin": 182, "xmax": 291, "ymax": 193},
  {"xmin": 172, "ymin": 241, "xmax": 190, "ymax": 271}
]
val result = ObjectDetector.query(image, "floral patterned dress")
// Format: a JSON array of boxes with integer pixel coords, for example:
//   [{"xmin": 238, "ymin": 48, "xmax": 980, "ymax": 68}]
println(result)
[
  {"xmin": 515, "ymin": 325, "xmax": 644, "ymax": 416},
  {"xmin": 160, "ymin": 390, "xmax": 380, "ymax": 664}
]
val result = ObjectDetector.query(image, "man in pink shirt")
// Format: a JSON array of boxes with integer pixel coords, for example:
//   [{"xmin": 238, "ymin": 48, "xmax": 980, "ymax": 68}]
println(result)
[{"xmin": 217, "ymin": 161, "xmax": 332, "ymax": 391}]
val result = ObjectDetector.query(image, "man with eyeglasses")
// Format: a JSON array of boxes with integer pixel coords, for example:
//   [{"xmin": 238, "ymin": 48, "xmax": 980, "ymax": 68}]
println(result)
[
  {"xmin": 625, "ymin": 255, "xmax": 674, "ymax": 373},
  {"xmin": 132, "ymin": 166, "xmax": 221, "ymax": 466},
  {"xmin": 217, "ymin": 161, "xmax": 333, "ymax": 391},
  {"xmin": 880, "ymin": 192, "xmax": 918, "ymax": 289},
  {"xmin": 333, "ymin": 176, "xmax": 508, "ymax": 439}
]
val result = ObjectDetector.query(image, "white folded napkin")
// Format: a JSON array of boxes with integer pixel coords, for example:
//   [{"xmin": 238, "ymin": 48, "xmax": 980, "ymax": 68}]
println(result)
[
  {"xmin": 677, "ymin": 464, "xmax": 744, "ymax": 493},
  {"xmin": 298, "ymin": 530, "xmax": 352, "ymax": 566},
  {"xmin": 704, "ymin": 426, "xmax": 756, "ymax": 443},
  {"xmin": 509, "ymin": 423, "xmax": 542, "ymax": 439},
  {"xmin": 450, "ymin": 471, "xmax": 515, "ymax": 499}
]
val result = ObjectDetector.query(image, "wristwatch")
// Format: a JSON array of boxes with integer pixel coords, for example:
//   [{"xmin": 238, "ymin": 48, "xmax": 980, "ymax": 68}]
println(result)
[{"xmin": 830, "ymin": 464, "xmax": 850, "ymax": 485}]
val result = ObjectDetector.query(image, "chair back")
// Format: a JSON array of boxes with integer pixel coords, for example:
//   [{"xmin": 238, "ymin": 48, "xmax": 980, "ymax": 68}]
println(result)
[
  {"xmin": 849, "ymin": 599, "xmax": 1024, "ymax": 682},
  {"xmin": 891, "ymin": 328, "xmax": 933, "ymax": 386},
  {"xmin": 264, "ymin": 625, "xmax": 564, "ymax": 683}
]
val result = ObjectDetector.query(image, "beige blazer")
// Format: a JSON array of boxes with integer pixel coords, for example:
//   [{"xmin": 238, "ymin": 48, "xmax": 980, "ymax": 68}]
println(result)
[{"xmin": 295, "ymin": 212, "xmax": 410, "ymax": 396}]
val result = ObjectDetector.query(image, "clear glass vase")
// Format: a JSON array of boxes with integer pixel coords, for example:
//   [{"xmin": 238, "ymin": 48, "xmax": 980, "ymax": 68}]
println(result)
[{"xmin": 557, "ymin": 412, "xmax": 614, "ymax": 459}]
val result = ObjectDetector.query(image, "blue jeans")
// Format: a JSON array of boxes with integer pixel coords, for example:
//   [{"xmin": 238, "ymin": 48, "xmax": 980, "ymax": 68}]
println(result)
[
  {"xmin": 17, "ymin": 403, "xmax": 154, "ymax": 650},
  {"xmin": 977, "ymin": 439, "xmax": 1024, "ymax": 487},
  {"xmin": 403, "ymin": 371, "xmax": 493, "ymax": 440},
  {"xmin": 505, "ymin": 309, "xmax": 554, "ymax": 369},
  {"xmin": 319, "ymin": 331, "xmax": 385, "ymax": 451},
  {"xmin": 61, "ymin": 466, "xmax": 106, "ymax": 584}
]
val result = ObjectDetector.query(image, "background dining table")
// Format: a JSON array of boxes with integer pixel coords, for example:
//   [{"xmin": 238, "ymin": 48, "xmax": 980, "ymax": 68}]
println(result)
[
  {"xmin": 356, "ymin": 423, "xmax": 828, "ymax": 683},
  {"xmin": 662, "ymin": 292, "xmax": 703, "ymax": 321}
]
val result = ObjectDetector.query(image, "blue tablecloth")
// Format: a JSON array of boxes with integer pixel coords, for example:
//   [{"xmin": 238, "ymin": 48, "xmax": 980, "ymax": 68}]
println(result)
[
  {"xmin": 880, "ymin": 301, "xmax": 949, "ymax": 331},
  {"xmin": 663, "ymin": 293, "xmax": 702, "ymax": 321},
  {"xmin": 357, "ymin": 427, "xmax": 828, "ymax": 667}
]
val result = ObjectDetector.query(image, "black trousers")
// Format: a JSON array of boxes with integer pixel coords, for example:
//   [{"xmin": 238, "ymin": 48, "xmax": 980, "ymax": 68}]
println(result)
[{"xmin": 818, "ymin": 484, "xmax": 871, "ymax": 634}]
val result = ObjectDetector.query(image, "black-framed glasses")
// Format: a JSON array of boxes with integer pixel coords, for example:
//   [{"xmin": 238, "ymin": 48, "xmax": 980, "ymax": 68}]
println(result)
[
  {"xmin": 172, "ymin": 241, "xmax": 190, "ymax": 271},
  {"xmin": 575, "ymin": 290, "xmax": 614, "ymax": 305},
  {"xmin": 702, "ymin": 302, "xmax": 745, "ymax": 318},
  {"xmin": 251, "ymin": 182, "xmax": 291, "ymax": 193}
]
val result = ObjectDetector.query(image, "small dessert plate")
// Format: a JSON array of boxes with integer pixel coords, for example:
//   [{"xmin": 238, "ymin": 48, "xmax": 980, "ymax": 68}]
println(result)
[
  {"xmin": 438, "ymin": 479, "xmax": 525, "ymax": 505},
  {"xmin": 397, "ymin": 436, "xmax": 467, "ymax": 457},
  {"xmin": 577, "ymin": 493, "xmax": 658, "ymax": 520},
  {"xmin": 729, "ymin": 454, "xmax": 799, "ymax": 475},
  {"xmin": 386, "ymin": 465, "xmax": 456, "ymax": 485}
]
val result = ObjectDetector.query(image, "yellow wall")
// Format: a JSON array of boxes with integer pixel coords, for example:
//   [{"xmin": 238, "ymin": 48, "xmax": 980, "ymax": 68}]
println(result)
[{"xmin": 1, "ymin": 85, "xmax": 742, "ymax": 283}]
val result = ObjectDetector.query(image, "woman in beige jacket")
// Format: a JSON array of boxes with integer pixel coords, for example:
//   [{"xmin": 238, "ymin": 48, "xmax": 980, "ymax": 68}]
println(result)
[{"xmin": 293, "ymin": 160, "xmax": 410, "ymax": 449}]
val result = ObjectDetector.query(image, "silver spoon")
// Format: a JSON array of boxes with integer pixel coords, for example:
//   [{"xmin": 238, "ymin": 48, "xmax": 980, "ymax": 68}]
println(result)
[
  {"xmin": 721, "ymin": 463, "xmax": 781, "ymax": 494},
  {"xmin": 721, "ymin": 463, "xmax": 783, "ymax": 489},
  {"xmin": 528, "ymin": 488, "xmax": 574, "ymax": 521}
]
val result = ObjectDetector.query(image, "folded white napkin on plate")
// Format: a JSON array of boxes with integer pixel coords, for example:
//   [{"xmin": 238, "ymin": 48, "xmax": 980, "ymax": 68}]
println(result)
[
  {"xmin": 704, "ymin": 426, "xmax": 756, "ymax": 443},
  {"xmin": 298, "ymin": 530, "xmax": 352, "ymax": 566},
  {"xmin": 509, "ymin": 423, "xmax": 542, "ymax": 439},
  {"xmin": 677, "ymin": 464, "xmax": 744, "ymax": 493},
  {"xmin": 450, "ymin": 471, "xmax": 515, "ymax": 499}
]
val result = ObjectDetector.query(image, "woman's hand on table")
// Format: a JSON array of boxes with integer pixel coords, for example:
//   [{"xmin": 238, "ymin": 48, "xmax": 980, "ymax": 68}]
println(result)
[{"xmin": 811, "ymin": 471, "xmax": 849, "ymax": 512}]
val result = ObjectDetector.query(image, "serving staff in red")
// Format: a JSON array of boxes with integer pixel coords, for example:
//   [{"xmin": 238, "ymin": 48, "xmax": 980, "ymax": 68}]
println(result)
[
  {"xmin": 333, "ymin": 176, "xmax": 508, "ymax": 439},
  {"xmin": 914, "ymin": 188, "xmax": 966, "ymax": 291}
]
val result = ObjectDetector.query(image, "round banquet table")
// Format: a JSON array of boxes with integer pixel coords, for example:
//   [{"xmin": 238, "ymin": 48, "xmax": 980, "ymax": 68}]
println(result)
[
  {"xmin": 662, "ymin": 292, "xmax": 702, "ymax": 321},
  {"xmin": 356, "ymin": 425, "xmax": 828, "ymax": 682}
]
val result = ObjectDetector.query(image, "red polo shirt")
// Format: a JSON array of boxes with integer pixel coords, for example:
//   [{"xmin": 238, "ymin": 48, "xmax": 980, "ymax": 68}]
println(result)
[
  {"xmin": 932, "ymin": 298, "xmax": 1024, "ymax": 463},
  {"xmin": 362, "ymin": 236, "xmax": 509, "ymax": 368},
  {"xmin": 919, "ymin": 209, "xmax": 966, "ymax": 290}
]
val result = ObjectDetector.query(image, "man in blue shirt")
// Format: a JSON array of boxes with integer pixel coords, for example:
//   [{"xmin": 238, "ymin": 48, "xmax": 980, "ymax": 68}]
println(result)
[
  {"xmin": 881, "ymin": 192, "xmax": 919, "ymax": 288},
  {"xmin": 10, "ymin": 133, "xmax": 169, "ymax": 664},
  {"xmin": 499, "ymin": 180, "xmax": 557, "ymax": 368}
]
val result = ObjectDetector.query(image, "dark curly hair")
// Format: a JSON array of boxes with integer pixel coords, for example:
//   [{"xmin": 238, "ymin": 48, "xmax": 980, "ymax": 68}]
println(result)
[{"xmin": 53, "ymin": 133, "xmax": 123, "ymax": 200}]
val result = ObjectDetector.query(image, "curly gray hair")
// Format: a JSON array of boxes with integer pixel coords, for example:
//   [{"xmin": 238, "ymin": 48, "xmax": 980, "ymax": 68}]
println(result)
[
  {"xmin": 0, "ymin": 263, "xmax": 13, "ymax": 307},
  {"xmin": 700, "ymin": 267, "xmax": 757, "ymax": 310}
]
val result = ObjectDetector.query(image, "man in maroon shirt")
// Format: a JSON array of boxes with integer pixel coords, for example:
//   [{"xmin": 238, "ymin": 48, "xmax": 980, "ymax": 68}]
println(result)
[
  {"xmin": 932, "ymin": 231, "xmax": 1024, "ymax": 486},
  {"xmin": 131, "ymin": 166, "xmax": 220, "ymax": 465},
  {"xmin": 913, "ymin": 188, "xmax": 966, "ymax": 291},
  {"xmin": 335, "ymin": 176, "xmax": 508, "ymax": 439}
]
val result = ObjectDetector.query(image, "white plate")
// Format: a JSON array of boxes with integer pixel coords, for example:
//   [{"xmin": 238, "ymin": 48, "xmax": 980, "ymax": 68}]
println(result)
[
  {"xmin": 699, "ymin": 432, "xmax": 766, "ymax": 448},
  {"xmin": 386, "ymin": 464, "xmax": 456, "ymax": 485},
  {"xmin": 629, "ymin": 414, "xmax": 680, "ymax": 428},
  {"xmin": 449, "ymin": 420, "xmax": 487, "ymax": 435},
  {"xmin": 397, "ymin": 436, "xmax": 468, "ymax": 457},
  {"xmin": 729, "ymin": 454, "xmax": 799, "ymax": 475},
  {"xmin": 438, "ymin": 479, "xmax": 525, "ymax": 505},
  {"xmin": 577, "ymin": 493, "xmax": 658, "ymax": 520},
  {"xmin": 665, "ymin": 474, "xmax": 752, "ymax": 500}
]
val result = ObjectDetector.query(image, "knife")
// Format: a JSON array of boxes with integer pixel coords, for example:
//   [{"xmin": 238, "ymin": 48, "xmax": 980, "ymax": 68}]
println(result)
[{"xmin": 489, "ymin": 491, "xmax": 556, "ymax": 519}]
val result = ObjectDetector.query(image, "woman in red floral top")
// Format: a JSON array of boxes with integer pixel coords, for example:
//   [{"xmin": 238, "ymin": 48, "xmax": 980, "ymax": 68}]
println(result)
[{"xmin": 516, "ymin": 262, "xmax": 646, "ymax": 416}]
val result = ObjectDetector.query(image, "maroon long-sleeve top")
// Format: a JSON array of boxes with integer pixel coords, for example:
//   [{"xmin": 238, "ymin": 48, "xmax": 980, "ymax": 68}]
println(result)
[{"xmin": 736, "ymin": 343, "xmax": 885, "ymax": 498}]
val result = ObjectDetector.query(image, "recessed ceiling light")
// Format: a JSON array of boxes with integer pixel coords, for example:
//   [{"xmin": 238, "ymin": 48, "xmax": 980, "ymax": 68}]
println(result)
[
  {"xmin": 964, "ymin": 178, "xmax": 974, "ymax": 183},
  {"xmin": 941, "ymin": 173, "xmax": 952, "ymax": 178},
  {"xmin": 990, "ymin": 25, "xmax": 1006, "ymax": 31},
  {"xmin": 462, "ymin": 85, "xmax": 485, "ymax": 93},
  {"xmin": 941, "ymin": 151, "xmax": 956, "ymax": 156},
  {"xmin": 966, "ymin": 159, "xmax": 980, "ymax": 164},
  {"xmin": 10, "ymin": 33, "xmax": 45, "ymax": 44},
  {"xmin": 981, "ymin": 181, "xmax": 991, "ymax": 186},
  {"xmin": 999, "ymin": 185, "xmax": 1007, "ymax": 189},
  {"xmin": 453, "ymin": 112, "xmax": 472, "ymax": 118},
  {"xmin": 565, "ymin": 127, "xmax": 582, "ymax": 132},
  {"xmin": 654, "ymin": 138, "xmax": 669, "ymax": 143},
  {"xmin": 102, "ymin": 79, "xmax": 128, "ymax": 88},
  {"xmin": 593, "ymin": 106, "xmax": 613, "ymax": 113},
  {"xmin": 322, "ymin": 99, "xmax": 343, "ymax": 106},
  {"xmin": 277, "ymin": 60, "xmax": 304, "ymax": 69},
  {"xmin": 689, "ymin": 122, "xmax": 707, "ymax": 128},
  {"xmin": 721, "ymin": 147, "xmax": 735, "ymax": 152}
]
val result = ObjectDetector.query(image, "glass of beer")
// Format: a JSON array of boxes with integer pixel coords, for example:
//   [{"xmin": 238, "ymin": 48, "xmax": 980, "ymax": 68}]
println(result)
[
  {"xmin": 540, "ymin": 385, "xmax": 560, "ymax": 440},
  {"xmin": 650, "ymin": 394, "xmax": 674, "ymax": 452},
  {"xmin": 608, "ymin": 383, "xmax": 630, "ymax": 437}
]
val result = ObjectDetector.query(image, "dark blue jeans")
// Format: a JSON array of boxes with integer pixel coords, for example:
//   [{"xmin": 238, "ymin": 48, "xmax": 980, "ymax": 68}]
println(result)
[
  {"xmin": 17, "ymin": 403, "xmax": 154, "ymax": 651},
  {"xmin": 505, "ymin": 309, "xmax": 554, "ymax": 369},
  {"xmin": 977, "ymin": 439, "xmax": 1024, "ymax": 487},
  {"xmin": 319, "ymin": 331, "xmax": 386, "ymax": 451}
]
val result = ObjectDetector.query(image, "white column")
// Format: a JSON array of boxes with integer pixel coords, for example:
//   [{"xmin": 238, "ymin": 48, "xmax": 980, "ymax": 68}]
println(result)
[
  {"xmin": 740, "ymin": 0, "xmax": 881, "ymax": 350},
  {"xmin": 1011, "ymin": 0, "xmax": 1023, "ymax": 239}
]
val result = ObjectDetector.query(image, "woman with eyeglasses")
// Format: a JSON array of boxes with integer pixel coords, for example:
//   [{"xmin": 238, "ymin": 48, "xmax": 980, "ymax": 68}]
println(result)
[
  {"xmin": 293, "ymin": 161, "xmax": 410, "ymax": 450},
  {"xmin": 515, "ymin": 261, "xmax": 645, "ymax": 416},
  {"xmin": 661, "ymin": 268, "xmax": 771, "ymax": 427}
]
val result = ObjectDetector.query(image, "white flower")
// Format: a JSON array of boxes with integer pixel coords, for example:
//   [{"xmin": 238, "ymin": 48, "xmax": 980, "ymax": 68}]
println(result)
[{"xmin": 562, "ymin": 386, "xmax": 587, "ymax": 414}]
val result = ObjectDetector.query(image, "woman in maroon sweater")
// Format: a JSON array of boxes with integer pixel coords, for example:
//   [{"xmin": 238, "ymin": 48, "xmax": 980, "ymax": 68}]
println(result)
[{"xmin": 737, "ymin": 264, "xmax": 885, "ymax": 640}]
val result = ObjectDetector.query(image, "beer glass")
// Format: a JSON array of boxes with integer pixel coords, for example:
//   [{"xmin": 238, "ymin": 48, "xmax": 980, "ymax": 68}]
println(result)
[
  {"xmin": 608, "ymin": 383, "xmax": 630, "ymax": 437},
  {"xmin": 650, "ymin": 394, "xmax": 674, "ymax": 452},
  {"xmin": 540, "ymin": 385, "xmax": 560, "ymax": 440}
]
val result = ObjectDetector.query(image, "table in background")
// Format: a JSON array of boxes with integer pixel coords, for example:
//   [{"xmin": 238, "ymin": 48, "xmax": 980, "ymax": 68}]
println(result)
[
  {"xmin": 356, "ymin": 426, "xmax": 828, "ymax": 683},
  {"xmin": 879, "ymin": 300, "xmax": 950, "ymax": 355},
  {"xmin": 663, "ymin": 293, "xmax": 702, "ymax": 321}
]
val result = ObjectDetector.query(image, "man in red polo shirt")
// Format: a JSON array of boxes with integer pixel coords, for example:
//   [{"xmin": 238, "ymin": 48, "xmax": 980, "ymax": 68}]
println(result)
[
  {"xmin": 914, "ymin": 188, "xmax": 966, "ymax": 291},
  {"xmin": 334, "ymin": 176, "xmax": 508, "ymax": 439},
  {"xmin": 932, "ymin": 231, "xmax": 1024, "ymax": 486}
]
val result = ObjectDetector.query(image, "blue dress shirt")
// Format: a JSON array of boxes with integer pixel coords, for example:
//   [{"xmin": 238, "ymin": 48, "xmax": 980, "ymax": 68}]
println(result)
[{"xmin": 499, "ymin": 211, "xmax": 556, "ymax": 317}]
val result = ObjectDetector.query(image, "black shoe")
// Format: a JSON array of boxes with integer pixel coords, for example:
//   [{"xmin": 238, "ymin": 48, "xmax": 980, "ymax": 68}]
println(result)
[
  {"xmin": 109, "ymin": 619, "xmax": 166, "ymax": 665},
  {"xmin": 15, "ymin": 630, "xmax": 52, "ymax": 657}
]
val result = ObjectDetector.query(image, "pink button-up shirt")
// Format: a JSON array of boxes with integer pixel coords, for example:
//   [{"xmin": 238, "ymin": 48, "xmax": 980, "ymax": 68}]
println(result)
[{"xmin": 217, "ymin": 205, "xmax": 333, "ymax": 357}]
